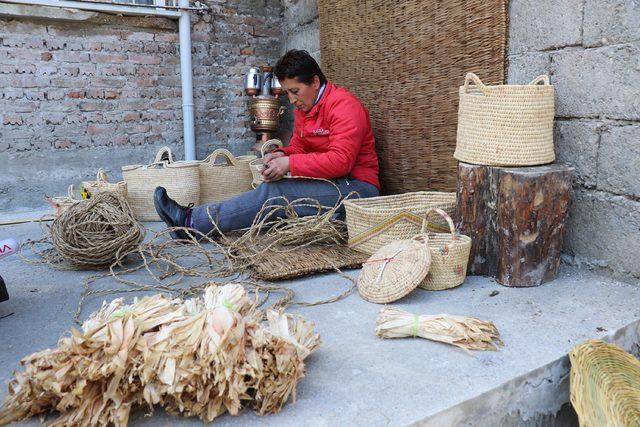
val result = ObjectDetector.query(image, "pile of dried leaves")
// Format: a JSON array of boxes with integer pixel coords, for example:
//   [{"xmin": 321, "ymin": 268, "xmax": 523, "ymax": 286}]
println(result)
[{"xmin": 0, "ymin": 283, "xmax": 320, "ymax": 426}]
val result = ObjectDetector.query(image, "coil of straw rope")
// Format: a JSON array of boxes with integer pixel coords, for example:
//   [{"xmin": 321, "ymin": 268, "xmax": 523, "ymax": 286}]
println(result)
[{"xmin": 49, "ymin": 192, "xmax": 145, "ymax": 268}]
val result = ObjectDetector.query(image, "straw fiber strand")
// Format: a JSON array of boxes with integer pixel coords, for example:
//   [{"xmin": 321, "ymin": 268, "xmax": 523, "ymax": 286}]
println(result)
[
  {"xmin": 569, "ymin": 340, "xmax": 640, "ymax": 427},
  {"xmin": 319, "ymin": 0, "xmax": 507, "ymax": 193}
]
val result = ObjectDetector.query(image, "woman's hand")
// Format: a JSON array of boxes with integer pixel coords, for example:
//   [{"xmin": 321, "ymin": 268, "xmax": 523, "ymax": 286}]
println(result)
[
  {"xmin": 262, "ymin": 150, "xmax": 286, "ymax": 165},
  {"xmin": 262, "ymin": 156, "xmax": 290, "ymax": 182}
]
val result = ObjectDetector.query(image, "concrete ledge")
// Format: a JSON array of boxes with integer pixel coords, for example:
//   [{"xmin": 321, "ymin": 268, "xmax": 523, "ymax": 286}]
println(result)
[{"xmin": 1, "ymin": 220, "xmax": 639, "ymax": 426}]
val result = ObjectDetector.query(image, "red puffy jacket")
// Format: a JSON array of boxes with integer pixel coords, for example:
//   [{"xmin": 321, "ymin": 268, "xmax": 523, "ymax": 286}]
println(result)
[{"xmin": 277, "ymin": 81, "xmax": 380, "ymax": 189}]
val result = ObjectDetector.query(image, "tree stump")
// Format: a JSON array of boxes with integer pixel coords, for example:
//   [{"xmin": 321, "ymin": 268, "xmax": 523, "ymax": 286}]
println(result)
[{"xmin": 457, "ymin": 162, "xmax": 574, "ymax": 287}]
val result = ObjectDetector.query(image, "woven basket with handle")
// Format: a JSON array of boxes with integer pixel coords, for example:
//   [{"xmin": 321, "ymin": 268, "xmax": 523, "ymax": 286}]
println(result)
[
  {"xmin": 344, "ymin": 191, "xmax": 456, "ymax": 255},
  {"xmin": 569, "ymin": 339, "xmax": 640, "ymax": 427},
  {"xmin": 198, "ymin": 148, "xmax": 253, "ymax": 204},
  {"xmin": 121, "ymin": 146, "xmax": 200, "ymax": 221},
  {"xmin": 81, "ymin": 169, "xmax": 127, "ymax": 199},
  {"xmin": 45, "ymin": 184, "xmax": 80, "ymax": 217},
  {"xmin": 419, "ymin": 208, "xmax": 472, "ymax": 291},
  {"xmin": 249, "ymin": 139, "xmax": 284, "ymax": 188},
  {"xmin": 455, "ymin": 73, "xmax": 555, "ymax": 166}
]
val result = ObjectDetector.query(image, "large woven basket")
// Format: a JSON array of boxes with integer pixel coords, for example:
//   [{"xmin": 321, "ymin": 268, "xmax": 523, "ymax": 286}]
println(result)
[
  {"xmin": 455, "ymin": 73, "xmax": 555, "ymax": 166},
  {"xmin": 122, "ymin": 146, "xmax": 200, "ymax": 221},
  {"xmin": 419, "ymin": 208, "xmax": 472, "ymax": 291},
  {"xmin": 198, "ymin": 148, "xmax": 253, "ymax": 204},
  {"xmin": 345, "ymin": 191, "xmax": 456, "ymax": 255},
  {"xmin": 81, "ymin": 169, "xmax": 127, "ymax": 199},
  {"xmin": 570, "ymin": 339, "xmax": 640, "ymax": 427}
]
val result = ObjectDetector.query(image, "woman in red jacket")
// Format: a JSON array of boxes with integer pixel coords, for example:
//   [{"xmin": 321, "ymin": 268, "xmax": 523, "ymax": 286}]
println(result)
[{"xmin": 154, "ymin": 50, "xmax": 380, "ymax": 239}]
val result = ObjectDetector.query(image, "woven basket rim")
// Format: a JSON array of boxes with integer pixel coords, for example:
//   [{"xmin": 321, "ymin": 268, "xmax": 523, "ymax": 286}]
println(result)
[
  {"xmin": 122, "ymin": 161, "xmax": 200, "ymax": 172},
  {"xmin": 344, "ymin": 191, "xmax": 455, "ymax": 211}
]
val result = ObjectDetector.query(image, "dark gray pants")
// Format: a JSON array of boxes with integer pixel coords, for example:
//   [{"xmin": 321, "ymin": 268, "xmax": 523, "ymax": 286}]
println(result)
[{"xmin": 190, "ymin": 177, "xmax": 379, "ymax": 235}]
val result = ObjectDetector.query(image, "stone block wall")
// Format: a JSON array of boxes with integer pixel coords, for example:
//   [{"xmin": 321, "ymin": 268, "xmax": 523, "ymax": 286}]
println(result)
[
  {"xmin": 0, "ymin": 0, "xmax": 283, "ymax": 214},
  {"xmin": 508, "ymin": 0, "xmax": 640, "ymax": 281}
]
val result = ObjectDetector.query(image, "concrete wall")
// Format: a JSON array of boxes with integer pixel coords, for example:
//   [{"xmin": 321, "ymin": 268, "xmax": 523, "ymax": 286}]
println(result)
[
  {"xmin": 284, "ymin": 0, "xmax": 640, "ymax": 282},
  {"xmin": 507, "ymin": 0, "xmax": 640, "ymax": 281},
  {"xmin": 0, "ymin": 0, "xmax": 283, "ymax": 215}
]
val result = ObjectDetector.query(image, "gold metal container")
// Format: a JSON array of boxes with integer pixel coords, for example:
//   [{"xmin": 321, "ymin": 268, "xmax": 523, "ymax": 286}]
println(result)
[{"xmin": 249, "ymin": 96, "xmax": 285, "ymax": 133}]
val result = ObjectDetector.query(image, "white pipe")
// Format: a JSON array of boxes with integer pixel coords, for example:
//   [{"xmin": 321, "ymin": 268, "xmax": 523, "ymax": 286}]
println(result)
[
  {"xmin": 1, "ymin": 0, "xmax": 197, "ymax": 160},
  {"xmin": 178, "ymin": 0, "xmax": 196, "ymax": 161}
]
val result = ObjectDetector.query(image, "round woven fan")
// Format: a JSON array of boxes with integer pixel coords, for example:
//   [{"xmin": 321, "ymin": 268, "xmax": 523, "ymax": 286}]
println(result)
[{"xmin": 357, "ymin": 235, "xmax": 431, "ymax": 304}]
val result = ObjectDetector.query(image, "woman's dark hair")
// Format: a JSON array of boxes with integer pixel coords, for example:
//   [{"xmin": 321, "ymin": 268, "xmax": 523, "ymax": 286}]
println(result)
[{"xmin": 274, "ymin": 49, "xmax": 327, "ymax": 86}]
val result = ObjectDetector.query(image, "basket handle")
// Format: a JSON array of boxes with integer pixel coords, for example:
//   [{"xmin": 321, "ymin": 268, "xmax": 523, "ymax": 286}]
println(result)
[
  {"xmin": 412, "ymin": 233, "xmax": 431, "ymax": 247},
  {"xmin": 260, "ymin": 139, "xmax": 283, "ymax": 158},
  {"xmin": 67, "ymin": 184, "xmax": 78, "ymax": 200},
  {"xmin": 203, "ymin": 148, "xmax": 237, "ymax": 166},
  {"xmin": 96, "ymin": 168, "xmax": 109, "ymax": 183},
  {"xmin": 143, "ymin": 161, "xmax": 169, "ymax": 169},
  {"xmin": 420, "ymin": 208, "xmax": 458, "ymax": 240},
  {"xmin": 463, "ymin": 72, "xmax": 486, "ymax": 93},
  {"xmin": 529, "ymin": 75, "xmax": 550, "ymax": 86},
  {"xmin": 153, "ymin": 146, "xmax": 174, "ymax": 164}
]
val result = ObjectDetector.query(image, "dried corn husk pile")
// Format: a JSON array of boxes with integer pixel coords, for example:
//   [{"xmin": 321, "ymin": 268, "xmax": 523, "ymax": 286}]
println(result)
[
  {"xmin": 375, "ymin": 307, "xmax": 503, "ymax": 353},
  {"xmin": 0, "ymin": 284, "xmax": 320, "ymax": 426}
]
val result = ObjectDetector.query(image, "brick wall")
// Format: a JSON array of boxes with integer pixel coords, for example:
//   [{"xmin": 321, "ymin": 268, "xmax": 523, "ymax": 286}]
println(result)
[{"xmin": 0, "ymin": 0, "xmax": 283, "ymax": 214}]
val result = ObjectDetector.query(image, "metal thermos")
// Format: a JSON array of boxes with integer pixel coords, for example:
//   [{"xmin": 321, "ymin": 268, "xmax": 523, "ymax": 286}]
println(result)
[
  {"xmin": 260, "ymin": 72, "xmax": 273, "ymax": 96},
  {"xmin": 271, "ymin": 75, "xmax": 283, "ymax": 96},
  {"xmin": 244, "ymin": 67, "xmax": 262, "ymax": 96}
]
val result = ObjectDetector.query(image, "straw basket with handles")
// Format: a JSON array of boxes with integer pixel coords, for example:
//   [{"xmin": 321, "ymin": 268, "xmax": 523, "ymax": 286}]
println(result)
[
  {"xmin": 419, "ymin": 208, "xmax": 472, "ymax": 291},
  {"xmin": 198, "ymin": 148, "xmax": 253, "ymax": 204},
  {"xmin": 344, "ymin": 191, "xmax": 457, "ymax": 255},
  {"xmin": 455, "ymin": 73, "xmax": 555, "ymax": 166},
  {"xmin": 81, "ymin": 169, "xmax": 127, "ymax": 199},
  {"xmin": 46, "ymin": 184, "xmax": 80, "ymax": 217},
  {"xmin": 121, "ymin": 146, "xmax": 200, "ymax": 221},
  {"xmin": 249, "ymin": 139, "xmax": 285, "ymax": 188}
]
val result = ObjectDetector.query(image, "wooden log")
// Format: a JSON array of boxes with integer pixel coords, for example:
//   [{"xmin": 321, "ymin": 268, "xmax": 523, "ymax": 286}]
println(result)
[{"xmin": 456, "ymin": 162, "xmax": 574, "ymax": 287}]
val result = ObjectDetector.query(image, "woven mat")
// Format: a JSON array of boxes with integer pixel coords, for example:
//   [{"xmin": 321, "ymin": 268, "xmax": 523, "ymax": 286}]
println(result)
[
  {"xmin": 318, "ymin": 0, "xmax": 507, "ymax": 193},
  {"xmin": 229, "ymin": 235, "xmax": 368, "ymax": 281}
]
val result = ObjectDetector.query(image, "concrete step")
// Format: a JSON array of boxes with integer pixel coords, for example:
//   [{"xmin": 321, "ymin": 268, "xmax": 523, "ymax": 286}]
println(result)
[{"xmin": 1, "ymin": 220, "xmax": 639, "ymax": 426}]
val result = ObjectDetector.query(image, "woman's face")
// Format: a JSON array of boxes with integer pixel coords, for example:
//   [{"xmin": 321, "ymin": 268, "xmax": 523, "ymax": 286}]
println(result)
[{"xmin": 281, "ymin": 75, "xmax": 321, "ymax": 113}]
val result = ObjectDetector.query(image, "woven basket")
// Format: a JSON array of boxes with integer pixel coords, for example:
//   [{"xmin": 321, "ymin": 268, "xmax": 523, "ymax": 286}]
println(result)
[
  {"xmin": 198, "ymin": 148, "xmax": 253, "ymax": 204},
  {"xmin": 345, "ymin": 191, "xmax": 457, "ymax": 255},
  {"xmin": 570, "ymin": 339, "xmax": 640, "ymax": 427},
  {"xmin": 455, "ymin": 73, "xmax": 555, "ymax": 166},
  {"xmin": 121, "ymin": 146, "xmax": 200, "ymax": 221},
  {"xmin": 45, "ymin": 185, "xmax": 80, "ymax": 217},
  {"xmin": 419, "ymin": 208, "xmax": 472, "ymax": 291},
  {"xmin": 357, "ymin": 234, "xmax": 431, "ymax": 304},
  {"xmin": 81, "ymin": 169, "xmax": 127, "ymax": 199},
  {"xmin": 249, "ymin": 139, "xmax": 284, "ymax": 188}
]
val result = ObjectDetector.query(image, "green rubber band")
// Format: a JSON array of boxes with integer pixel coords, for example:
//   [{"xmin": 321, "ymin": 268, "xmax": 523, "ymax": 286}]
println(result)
[
  {"xmin": 223, "ymin": 298, "xmax": 238, "ymax": 312},
  {"xmin": 111, "ymin": 309, "xmax": 130, "ymax": 318},
  {"xmin": 412, "ymin": 315, "xmax": 419, "ymax": 338}
]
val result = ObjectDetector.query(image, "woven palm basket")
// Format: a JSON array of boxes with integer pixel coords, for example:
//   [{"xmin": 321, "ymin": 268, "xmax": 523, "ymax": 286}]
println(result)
[
  {"xmin": 344, "ymin": 191, "xmax": 456, "ymax": 255},
  {"xmin": 198, "ymin": 148, "xmax": 253, "ymax": 204},
  {"xmin": 455, "ymin": 73, "xmax": 555, "ymax": 166},
  {"xmin": 249, "ymin": 139, "xmax": 283, "ymax": 188},
  {"xmin": 569, "ymin": 339, "xmax": 640, "ymax": 427},
  {"xmin": 419, "ymin": 208, "xmax": 472, "ymax": 291},
  {"xmin": 122, "ymin": 146, "xmax": 200, "ymax": 221},
  {"xmin": 357, "ymin": 235, "xmax": 431, "ymax": 304},
  {"xmin": 81, "ymin": 169, "xmax": 127, "ymax": 199}
]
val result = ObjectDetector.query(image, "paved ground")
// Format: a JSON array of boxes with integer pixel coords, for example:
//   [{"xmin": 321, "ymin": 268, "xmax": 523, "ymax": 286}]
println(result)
[{"xmin": 1, "ymin": 220, "xmax": 639, "ymax": 426}]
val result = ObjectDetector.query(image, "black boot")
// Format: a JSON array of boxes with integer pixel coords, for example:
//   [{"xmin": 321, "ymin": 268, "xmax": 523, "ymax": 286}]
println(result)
[{"xmin": 153, "ymin": 187, "xmax": 192, "ymax": 240}]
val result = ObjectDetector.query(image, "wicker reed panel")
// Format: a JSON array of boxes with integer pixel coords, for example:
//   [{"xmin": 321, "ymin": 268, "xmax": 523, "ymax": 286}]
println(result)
[
  {"xmin": 230, "ymin": 238, "xmax": 368, "ymax": 281},
  {"xmin": 318, "ymin": 0, "xmax": 507, "ymax": 193}
]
